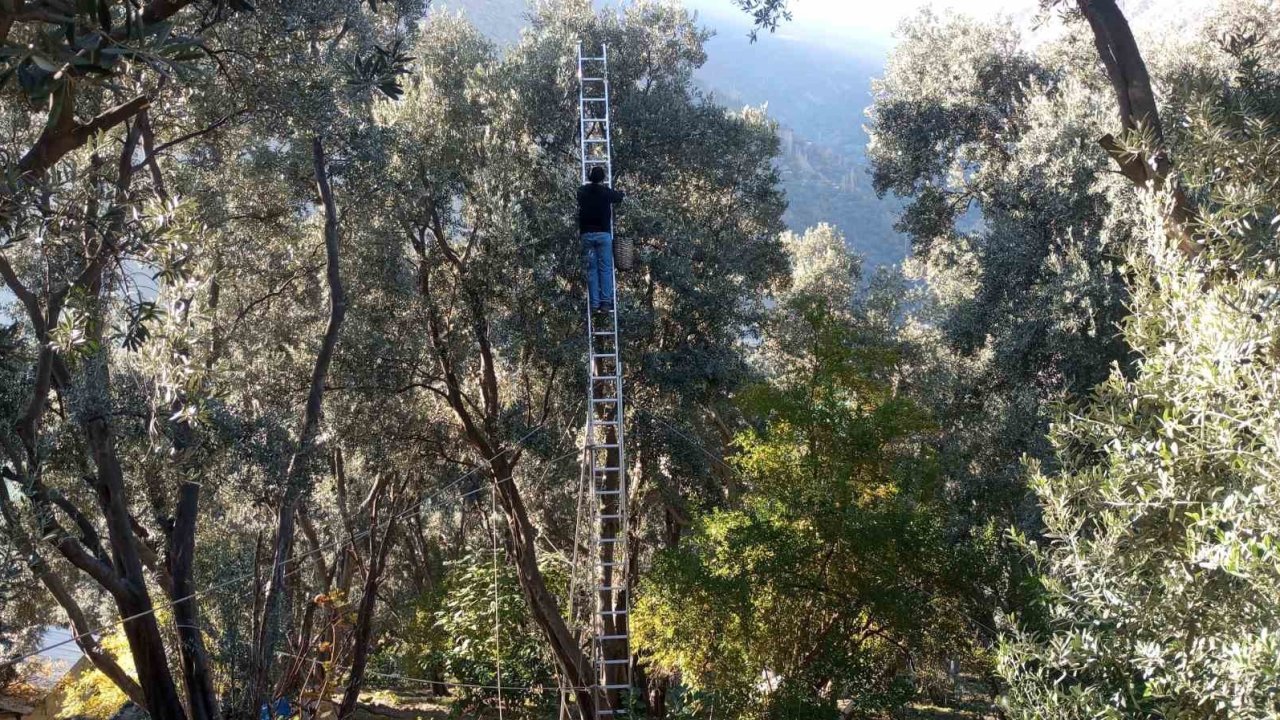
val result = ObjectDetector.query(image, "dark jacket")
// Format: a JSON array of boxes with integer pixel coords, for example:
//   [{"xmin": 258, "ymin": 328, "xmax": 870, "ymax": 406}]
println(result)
[{"xmin": 577, "ymin": 182, "xmax": 625, "ymax": 233}]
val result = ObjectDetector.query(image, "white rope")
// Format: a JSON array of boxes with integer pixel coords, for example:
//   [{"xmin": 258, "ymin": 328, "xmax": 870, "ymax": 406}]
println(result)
[
  {"xmin": 0, "ymin": 405, "xmax": 582, "ymax": 670},
  {"xmin": 276, "ymin": 649, "xmax": 603, "ymax": 693},
  {"xmin": 562, "ymin": 425, "xmax": 590, "ymax": 720},
  {"xmin": 491, "ymin": 483, "xmax": 505, "ymax": 720}
]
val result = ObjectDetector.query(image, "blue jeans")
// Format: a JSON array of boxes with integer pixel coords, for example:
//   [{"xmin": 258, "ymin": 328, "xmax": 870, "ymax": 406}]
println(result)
[{"xmin": 581, "ymin": 232, "xmax": 615, "ymax": 309}]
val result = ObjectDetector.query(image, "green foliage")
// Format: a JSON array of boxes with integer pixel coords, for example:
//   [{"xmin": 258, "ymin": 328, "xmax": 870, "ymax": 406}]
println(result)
[
  {"xmin": 401, "ymin": 551, "xmax": 559, "ymax": 718},
  {"xmin": 729, "ymin": 0, "xmax": 791, "ymax": 40},
  {"xmin": 54, "ymin": 633, "xmax": 135, "ymax": 719},
  {"xmin": 998, "ymin": 6, "xmax": 1280, "ymax": 717},
  {"xmin": 637, "ymin": 229, "xmax": 985, "ymax": 718},
  {"xmin": 869, "ymin": 10, "xmax": 1137, "ymax": 526}
]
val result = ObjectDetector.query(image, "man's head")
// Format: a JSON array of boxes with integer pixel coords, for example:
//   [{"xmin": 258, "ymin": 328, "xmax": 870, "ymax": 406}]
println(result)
[{"xmin": 588, "ymin": 166, "xmax": 606, "ymax": 184}]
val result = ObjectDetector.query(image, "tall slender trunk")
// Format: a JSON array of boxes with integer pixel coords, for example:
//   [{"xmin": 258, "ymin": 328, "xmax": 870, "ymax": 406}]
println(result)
[
  {"xmin": 337, "ymin": 485, "xmax": 402, "ymax": 719},
  {"xmin": 489, "ymin": 456, "xmax": 597, "ymax": 718},
  {"xmin": 415, "ymin": 219, "xmax": 597, "ymax": 718},
  {"xmin": 171, "ymin": 477, "xmax": 220, "ymax": 720},
  {"xmin": 250, "ymin": 135, "xmax": 348, "ymax": 712}
]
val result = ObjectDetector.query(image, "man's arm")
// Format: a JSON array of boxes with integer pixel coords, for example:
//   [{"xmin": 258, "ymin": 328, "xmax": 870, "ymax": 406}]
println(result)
[{"xmin": 607, "ymin": 187, "xmax": 625, "ymax": 204}]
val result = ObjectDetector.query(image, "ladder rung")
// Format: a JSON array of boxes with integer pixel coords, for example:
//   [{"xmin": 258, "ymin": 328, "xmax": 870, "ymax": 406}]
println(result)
[
  {"xmin": 602, "ymin": 684, "xmax": 631, "ymax": 690},
  {"xmin": 600, "ymin": 609, "xmax": 628, "ymax": 615},
  {"xmin": 580, "ymin": 56, "xmax": 606, "ymax": 61},
  {"xmin": 595, "ymin": 489, "xmax": 622, "ymax": 496},
  {"xmin": 592, "ymin": 465, "xmax": 621, "ymax": 472},
  {"xmin": 596, "ymin": 537, "xmax": 622, "ymax": 543},
  {"xmin": 600, "ymin": 658, "xmax": 629, "ymax": 665},
  {"xmin": 597, "ymin": 586, "xmax": 625, "ymax": 591},
  {"xmin": 582, "ymin": 118, "xmax": 608, "ymax": 123},
  {"xmin": 583, "ymin": 97, "xmax": 607, "ymax": 101},
  {"xmin": 584, "ymin": 159, "xmax": 610, "ymax": 164},
  {"xmin": 592, "ymin": 398, "xmax": 618, "ymax": 403},
  {"xmin": 599, "ymin": 562, "xmax": 620, "ymax": 568},
  {"xmin": 599, "ymin": 514, "xmax": 621, "ymax": 520},
  {"xmin": 589, "ymin": 443, "xmax": 619, "ymax": 449},
  {"xmin": 581, "ymin": 76, "xmax": 605, "ymax": 81},
  {"xmin": 584, "ymin": 138, "xmax": 608, "ymax": 143},
  {"xmin": 593, "ymin": 419, "xmax": 620, "ymax": 425},
  {"xmin": 599, "ymin": 635, "xmax": 627, "ymax": 641}
]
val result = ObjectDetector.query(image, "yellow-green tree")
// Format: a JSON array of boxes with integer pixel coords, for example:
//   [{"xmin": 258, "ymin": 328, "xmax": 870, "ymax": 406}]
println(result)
[{"xmin": 636, "ymin": 227, "xmax": 989, "ymax": 718}]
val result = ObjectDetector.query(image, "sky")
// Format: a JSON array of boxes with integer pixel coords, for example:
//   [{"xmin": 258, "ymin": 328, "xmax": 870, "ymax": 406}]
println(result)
[{"xmin": 685, "ymin": 0, "xmax": 1024, "ymax": 46}]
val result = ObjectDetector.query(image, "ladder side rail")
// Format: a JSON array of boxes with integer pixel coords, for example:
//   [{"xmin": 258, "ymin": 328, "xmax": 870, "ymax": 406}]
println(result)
[
  {"xmin": 602, "ymin": 40, "xmax": 626, "ymax": 701},
  {"xmin": 580, "ymin": 40, "xmax": 632, "ymax": 719},
  {"xmin": 583, "ymin": 54, "xmax": 602, "ymax": 706}
]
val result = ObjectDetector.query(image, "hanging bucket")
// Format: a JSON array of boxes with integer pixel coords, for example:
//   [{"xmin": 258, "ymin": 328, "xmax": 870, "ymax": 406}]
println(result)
[
  {"xmin": 613, "ymin": 236, "xmax": 634, "ymax": 271},
  {"xmin": 614, "ymin": 235, "xmax": 635, "ymax": 271}
]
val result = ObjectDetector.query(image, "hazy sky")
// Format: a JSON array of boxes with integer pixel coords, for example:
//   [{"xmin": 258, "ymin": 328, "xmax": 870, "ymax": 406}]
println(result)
[{"xmin": 686, "ymin": 0, "xmax": 1024, "ymax": 45}]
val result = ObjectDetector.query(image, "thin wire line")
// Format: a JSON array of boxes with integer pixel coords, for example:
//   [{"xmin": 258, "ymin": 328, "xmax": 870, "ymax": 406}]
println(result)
[
  {"xmin": 642, "ymin": 410, "xmax": 739, "ymax": 477},
  {"xmin": 276, "ymin": 649, "xmax": 603, "ymax": 693},
  {"xmin": 491, "ymin": 483, "xmax": 504, "ymax": 720},
  {"xmin": 0, "ymin": 408, "xmax": 578, "ymax": 670}
]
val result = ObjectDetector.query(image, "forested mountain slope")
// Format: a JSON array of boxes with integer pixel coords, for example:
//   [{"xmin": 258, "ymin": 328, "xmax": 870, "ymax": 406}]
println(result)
[
  {"xmin": 433, "ymin": 0, "xmax": 1223, "ymax": 270},
  {"xmin": 435, "ymin": 0, "xmax": 908, "ymax": 266}
]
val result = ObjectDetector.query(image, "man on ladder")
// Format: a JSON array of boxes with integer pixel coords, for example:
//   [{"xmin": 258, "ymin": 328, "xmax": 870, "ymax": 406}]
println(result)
[
  {"xmin": 578, "ymin": 165, "xmax": 625, "ymax": 313},
  {"xmin": 576, "ymin": 42, "xmax": 633, "ymax": 720}
]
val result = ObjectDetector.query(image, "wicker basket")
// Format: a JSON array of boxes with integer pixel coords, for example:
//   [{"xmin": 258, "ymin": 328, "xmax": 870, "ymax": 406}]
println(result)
[{"xmin": 613, "ymin": 235, "xmax": 635, "ymax": 271}]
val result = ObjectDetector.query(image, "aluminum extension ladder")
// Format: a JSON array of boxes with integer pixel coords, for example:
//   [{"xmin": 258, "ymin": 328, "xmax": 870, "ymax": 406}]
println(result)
[{"xmin": 577, "ymin": 41, "xmax": 632, "ymax": 719}]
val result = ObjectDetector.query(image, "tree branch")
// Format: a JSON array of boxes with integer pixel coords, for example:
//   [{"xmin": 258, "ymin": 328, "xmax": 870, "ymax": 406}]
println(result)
[
  {"xmin": 0, "ymin": 482, "xmax": 148, "ymax": 708},
  {"xmin": 135, "ymin": 108, "xmax": 249, "ymax": 168},
  {"xmin": 18, "ymin": 92, "xmax": 151, "ymax": 179},
  {"xmin": 250, "ymin": 134, "xmax": 348, "ymax": 713},
  {"xmin": 0, "ymin": 255, "xmax": 47, "ymax": 337},
  {"xmin": 1076, "ymin": 0, "xmax": 1197, "ymax": 253}
]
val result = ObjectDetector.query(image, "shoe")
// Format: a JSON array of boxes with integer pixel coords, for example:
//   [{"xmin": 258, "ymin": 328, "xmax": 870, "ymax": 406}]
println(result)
[{"xmin": 599, "ymin": 302, "xmax": 614, "ymax": 313}]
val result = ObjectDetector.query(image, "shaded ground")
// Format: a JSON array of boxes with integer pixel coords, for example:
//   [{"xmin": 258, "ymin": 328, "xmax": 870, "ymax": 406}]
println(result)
[{"xmin": 346, "ymin": 691, "xmax": 1001, "ymax": 720}]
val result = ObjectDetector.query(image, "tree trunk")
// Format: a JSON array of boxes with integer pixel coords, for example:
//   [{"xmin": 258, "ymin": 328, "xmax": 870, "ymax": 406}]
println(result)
[
  {"xmin": 250, "ymin": 135, "xmax": 348, "ymax": 713},
  {"xmin": 83, "ymin": 413, "xmax": 189, "ymax": 720},
  {"xmin": 1076, "ymin": 0, "xmax": 1196, "ymax": 252},
  {"xmin": 0, "ymin": 482, "xmax": 147, "ymax": 708},
  {"xmin": 171, "ymin": 478, "xmax": 221, "ymax": 720},
  {"xmin": 414, "ymin": 218, "xmax": 598, "ymax": 718},
  {"xmin": 489, "ymin": 455, "xmax": 597, "ymax": 718},
  {"xmin": 337, "ymin": 485, "xmax": 403, "ymax": 719}
]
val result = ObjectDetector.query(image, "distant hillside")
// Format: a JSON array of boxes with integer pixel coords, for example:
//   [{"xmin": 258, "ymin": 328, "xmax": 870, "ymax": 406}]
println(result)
[
  {"xmin": 694, "ymin": 21, "xmax": 907, "ymax": 268},
  {"xmin": 430, "ymin": 0, "xmax": 529, "ymax": 43},
  {"xmin": 425, "ymin": 0, "xmax": 910, "ymax": 268},
  {"xmin": 423, "ymin": 0, "xmax": 1214, "ymax": 270}
]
